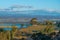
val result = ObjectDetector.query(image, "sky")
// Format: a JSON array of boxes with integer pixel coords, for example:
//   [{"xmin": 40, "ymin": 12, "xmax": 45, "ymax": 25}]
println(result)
[{"xmin": 0, "ymin": 0, "xmax": 60, "ymax": 11}]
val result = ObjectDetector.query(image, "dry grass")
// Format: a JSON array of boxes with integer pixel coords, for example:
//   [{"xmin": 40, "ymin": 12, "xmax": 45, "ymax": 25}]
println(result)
[{"xmin": 20, "ymin": 24, "xmax": 55, "ymax": 34}]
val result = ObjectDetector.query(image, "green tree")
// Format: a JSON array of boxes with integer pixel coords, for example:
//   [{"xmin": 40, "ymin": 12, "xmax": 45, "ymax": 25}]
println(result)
[
  {"xmin": 0, "ymin": 28, "xmax": 4, "ymax": 32},
  {"xmin": 41, "ymin": 25, "xmax": 55, "ymax": 34},
  {"xmin": 45, "ymin": 20, "xmax": 53, "ymax": 25},
  {"xmin": 21, "ymin": 24, "xmax": 24, "ymax": 28},
  {"xmin": 30, "ymin": 18, "xmax": 38, "ymax": 25},
  {"xmin": 11, "ymin": 25, "xmax": 18, "ymax": 40}
]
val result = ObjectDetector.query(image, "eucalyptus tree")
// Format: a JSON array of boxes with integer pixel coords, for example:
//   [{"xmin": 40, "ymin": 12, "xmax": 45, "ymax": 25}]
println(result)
[
  {"xmin": 30, "ymin": 18, "xmax": 38, "ymax": 25},
  {"xmin": 10, "ymin": 25, "xmax": 18, "ymax": 40}
]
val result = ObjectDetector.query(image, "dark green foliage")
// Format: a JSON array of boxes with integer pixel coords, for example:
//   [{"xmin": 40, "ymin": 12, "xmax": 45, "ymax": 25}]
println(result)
[
  {"xmin": 31, "ymin": 32, "xmax": 51, "ymax": 40},
  {"xmin": 0, "ymin": 28, "xmax": 4, "ymax": 32}
]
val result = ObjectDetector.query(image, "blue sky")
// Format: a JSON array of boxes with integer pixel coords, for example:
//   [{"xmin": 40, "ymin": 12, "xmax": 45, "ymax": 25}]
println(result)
[{"xmin": 0, "ymin": 0, "xmax": 60, "ymax": 11}]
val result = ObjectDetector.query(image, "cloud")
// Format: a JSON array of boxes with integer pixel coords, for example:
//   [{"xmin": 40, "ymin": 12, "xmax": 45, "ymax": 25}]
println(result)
[
  {"xmin": 42, "ymin": 8, "xmax": 55, "ymax": 12},
  {"xmin": 0, "ymin": 5, "xmax": 60, "ymax": 13},
  {"xmin": 41, "ymin": 8, "xmax": 60, "ymax": 13},
  {"xmin": 10, "ymin": 5, "xmax": 33, "ymax": 10},
  {"xmin": 0, "ymin": 5, "xmax": 35, "ymax": 11}
]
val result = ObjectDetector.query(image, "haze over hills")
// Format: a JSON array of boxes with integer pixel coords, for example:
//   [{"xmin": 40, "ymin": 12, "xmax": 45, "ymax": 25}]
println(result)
[
  {"xmin": 0, "ymin": 9, "xmax": 60, "ymax": 18},
  {"xmin": 0, "ymin": 7, "xmax": 60, "ymax": 22}
]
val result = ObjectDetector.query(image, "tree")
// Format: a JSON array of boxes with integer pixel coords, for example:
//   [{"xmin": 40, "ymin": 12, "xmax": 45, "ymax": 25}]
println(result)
[
  {"xmin": 31, "ymin": 32, "xmax": 51, "ymax": 40},
  {"xmin": 12, "ymin": 25, "xmax": 17, "ymax": 32},
  {"xmin": 11, "ymin": 25, "xmax": 18, "ymax": 40},
  {"xmin": 42, "ymin": 25, "xmax": 55, "ymax": 34},
  {"xmin": 30, "ymin": 18, "xmax": 38, "ymax": 25},
  {"xmin": 45, "ymin": 20, "xmax": 53, "ymax": 25},
  {"xmin": 21, "ymin": 24, "xmax": 24, "ymax": 28},
  {"xmin": 0, "ymin": 28, "xmax": 4, "ymax": 32}
]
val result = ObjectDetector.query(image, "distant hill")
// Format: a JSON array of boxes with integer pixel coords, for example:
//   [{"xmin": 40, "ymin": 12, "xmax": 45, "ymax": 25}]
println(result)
[{"xmin": 0, "ymin": 10, "xmax": 60, "ymax": 22}]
